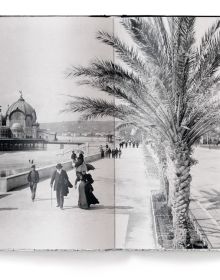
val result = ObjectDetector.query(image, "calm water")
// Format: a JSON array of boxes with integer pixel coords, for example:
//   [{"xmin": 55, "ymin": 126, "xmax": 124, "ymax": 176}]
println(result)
[{"xmin": 0, "ymin": 139, "xmax": 103, "ymax": 177}]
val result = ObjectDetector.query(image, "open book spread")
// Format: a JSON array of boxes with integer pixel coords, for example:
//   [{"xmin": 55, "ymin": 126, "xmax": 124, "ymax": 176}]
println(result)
[{"xmin": 0, "ymin": 16, "xmax": 220, "ymax": 250}]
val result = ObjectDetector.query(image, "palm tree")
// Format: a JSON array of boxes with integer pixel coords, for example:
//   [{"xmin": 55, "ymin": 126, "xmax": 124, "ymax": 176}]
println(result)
[{"xmin": 65, "ymin": 17, "xmax": 220, "ymax": 248}]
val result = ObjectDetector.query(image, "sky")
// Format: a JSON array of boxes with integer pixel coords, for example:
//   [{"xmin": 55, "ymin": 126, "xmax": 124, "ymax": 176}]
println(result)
[
  {"xmin": 0, "ymin": 16, "xmax": 218, "ymax": 123},
  {"xmin": 0, "ymin": 17, "xmax": 113, "ymax": 123}
]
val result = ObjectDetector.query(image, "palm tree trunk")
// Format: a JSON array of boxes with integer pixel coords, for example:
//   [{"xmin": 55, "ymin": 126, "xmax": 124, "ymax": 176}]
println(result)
[
  {"xmin": 156, "ymin": 145, "xmax": 170, "ymax": 203},
  {"xmin": 166, "ymin": 151, "xmax": 175, "ymax": 209},
  {"xmin": 172, "ymin": 141, "xmax": 192, "ymax": 248}
]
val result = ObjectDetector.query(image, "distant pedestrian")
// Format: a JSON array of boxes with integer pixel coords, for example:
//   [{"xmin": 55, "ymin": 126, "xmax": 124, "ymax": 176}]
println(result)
[
  {"xmin": 50, "ymin": 163, "xmax": 69, "ymax": 210},
  {"xmin": 125, "ymin": 142, "xmax": 128, "ymax": 148},
  {"xmin": 118, "ymin": 148, "xmax": 122, "ymax": 158},
  {"xmin": 27, "ymin": 164, "xmax": 39, "ymax": 202},
  {"xmin": 115, "ymin": 147, "xmax": 119, "ymax": 158},
  {"xmin": 100, "ymin": 147, "xmax": 105, "ymax": 158},
  {"xmin": 71, "ymin": 150, "xmax": 77, "ymax": 167},
  {"xmin": 111, "ymin": 148, "xmax": 115, "ymax": 158},
  {"xmin": 132, "ymin": 142, "xmax": 135, "ymax": 148},
  {"xmin": 105, "ymin": 147, "xmax": 109, "ymax": 157},
  {"xmin": 29, "ymin": 159, "xmax": 34, "ymax": 165},
  {"xmin": 107, "ymin": 147, "xmax": 111, "ymax": 158}
]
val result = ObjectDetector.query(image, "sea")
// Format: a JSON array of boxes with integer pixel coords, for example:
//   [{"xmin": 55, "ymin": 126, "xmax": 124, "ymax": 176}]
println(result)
[{"xmin": 0, "ymin": 136, "xmax": 106, "ymax": 177}]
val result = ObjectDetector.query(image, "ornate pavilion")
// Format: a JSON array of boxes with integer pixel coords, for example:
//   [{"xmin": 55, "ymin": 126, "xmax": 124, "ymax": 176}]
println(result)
[{"xmin": 0, "ymin": 92, "xmax": 56, "ymax": 150}]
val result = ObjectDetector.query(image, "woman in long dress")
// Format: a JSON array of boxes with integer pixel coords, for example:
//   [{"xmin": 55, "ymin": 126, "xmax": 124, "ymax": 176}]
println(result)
[
  {"xmin": 78, "ymin": 171, "xmax": 99, "ymax": 209},
  {"xmin": 78, "ymin": 173, "xmax": 89, "ymax": 209},
  {"xmin": 82, "ymin": 171, "xmax": 99, "ymax": 207}
]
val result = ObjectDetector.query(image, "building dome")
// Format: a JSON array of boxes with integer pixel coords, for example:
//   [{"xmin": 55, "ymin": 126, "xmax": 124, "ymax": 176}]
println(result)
[
  {"xmin": 11, "ymin": 122, "xmax": 24, "ymax": 132},
  {"xmin": 6, "ymin": 94, "xmax": 37, "ymax": 123}
]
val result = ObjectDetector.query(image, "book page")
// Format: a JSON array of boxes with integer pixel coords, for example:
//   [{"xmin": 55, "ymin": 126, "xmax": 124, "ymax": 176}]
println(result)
[
  {"xmin": 1, "ymin": 16, "xmax": 220, "ymax": 251},
  {"xmin": 0, "ymin": 16, "xmax": 115, "ymax": 250},
  {"xmin": 114, "ymin": 16, "xmax": 220, "ymax": 250}
]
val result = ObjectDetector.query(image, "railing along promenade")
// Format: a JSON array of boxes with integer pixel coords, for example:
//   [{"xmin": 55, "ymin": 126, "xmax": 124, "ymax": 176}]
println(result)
[{"xmin": 0, "ymin": 153, "xmax": 101, "ymax": 192}]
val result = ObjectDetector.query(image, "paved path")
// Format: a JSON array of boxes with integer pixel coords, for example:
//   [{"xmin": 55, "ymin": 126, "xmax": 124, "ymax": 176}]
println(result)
[
  {"xmin": 115, "ymin": 146, "xmax": 159, "ymax": 249},
  {"xmin": 191, "ymin": 147, "xmax": 220, "ymax": 248},
  {"xmin": 0, "ymin": 159, "xmax": 115, "ymax": 250},
  {"xmin": 0, "ymin": 146, "xmax": 157, "ymax": 250}
]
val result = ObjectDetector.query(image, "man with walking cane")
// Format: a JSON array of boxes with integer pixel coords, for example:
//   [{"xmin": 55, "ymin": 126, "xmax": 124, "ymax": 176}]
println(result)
[{"xmin": 50, "ymin": 163, "xmax": 70, "ymax": 210}]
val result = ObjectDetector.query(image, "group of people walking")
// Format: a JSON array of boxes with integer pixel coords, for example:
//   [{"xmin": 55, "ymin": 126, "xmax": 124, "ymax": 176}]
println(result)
[
  {"xmin": 99, "ymin": 140, "xmax": 140, "ymax": 159},
  {"xmin": 27, "ymin": 150, "xmax": 99, "ymax": 210},
  {"xmin": 100, "ymin": 144, "xmax": 122, "ymax": 159},
  {"xmin": 119, "ymin": 140, "xmax": 139, "ymax": 148}
]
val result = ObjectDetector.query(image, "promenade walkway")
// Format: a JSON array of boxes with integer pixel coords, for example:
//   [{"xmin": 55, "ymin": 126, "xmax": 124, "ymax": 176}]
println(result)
[
  {"xmin": 0, "ymin": 146, "xmax": 157, "ymax": 250},
  {"xmin": 191, "ymin": 147, "xmax": 220, "ymax": 248},
  {"xmin": 115, "ymin": 146, "xmax": 159, "ymax": 249}
]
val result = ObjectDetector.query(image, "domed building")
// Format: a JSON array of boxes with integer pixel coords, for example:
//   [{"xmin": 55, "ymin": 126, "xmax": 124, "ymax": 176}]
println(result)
[
  {"xmin": 10, "ymin": 123, "xmax": 25, "ymax": 138},
  {"xmin": 0, "ymin": 126, "xmax": 12, "ymax": 138},
  {"xmin": 4, "ymin": 93, "xmax": 39, "ymax": 139},
  {"xmin": 0, "ymin": 92, "xmax": 56, "ymax": 141}
]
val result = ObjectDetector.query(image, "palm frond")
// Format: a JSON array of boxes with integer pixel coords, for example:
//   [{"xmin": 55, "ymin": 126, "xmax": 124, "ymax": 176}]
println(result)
[
  {"xmin": 96, "ymin": 31, "xmax": 148, "ymax": 77},
  {"xmin": 64, "ymin": 96, "xmax": 135, "ymax": 120},
  {"xmin": 65, "ymin": 16, "xmax": 220, "ymax": 152},
  {"xmin": 115, "ymin": 122, "xmax": 136, "ymax": 131}
]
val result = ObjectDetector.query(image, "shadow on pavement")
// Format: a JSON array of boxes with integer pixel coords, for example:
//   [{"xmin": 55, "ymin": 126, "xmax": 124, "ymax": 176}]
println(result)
[
  {"xmin": 199, "ymin": 189, "xmax": 220, "ymax": 210},
  {"xmin": 34, "ymin": 198, "xmax": 56, "ymax": 202},
  {"xmin": 63, "ymin": 206, "xmax": 79, "ymax": 210},
  {"xmin": 0, "ymin": 207, "xmax": 18, "ymax": 211},
  {"xmin": 0, "ymin": 194, "xmax": 11, "ymax": 199},
  {"xmin": 12, "ymin": 184, "xmax": 29, "ymax": 192},
  {"xmin": 89, "ymin": 205, "xmax": 133, "ymax": 210}
]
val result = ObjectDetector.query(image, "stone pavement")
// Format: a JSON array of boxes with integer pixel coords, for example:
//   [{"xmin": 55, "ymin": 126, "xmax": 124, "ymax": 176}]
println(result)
[
  {"xmin": 0, "ymin": 146, "xmax": 157, "ymax": 250},
  {"xmin": 191, "ymin": 147, "xmax": 220, "ymax": 248},
  {"xmin": 0, "ymin": 158, "xmax": 115, "ymax": 250},
  {"xmin": 115, "ymin": 146, "xmax": 159, "ymax": 249}
]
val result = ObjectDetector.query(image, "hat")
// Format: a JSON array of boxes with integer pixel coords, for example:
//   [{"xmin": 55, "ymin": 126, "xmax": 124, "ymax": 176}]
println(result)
[
  {"xmin": 31, "ymin": 164, "xmax": 35, "ymax": 168},
  {"xmin": 56, "ymin": 163, "xmax": 63, "ymax": 169}
]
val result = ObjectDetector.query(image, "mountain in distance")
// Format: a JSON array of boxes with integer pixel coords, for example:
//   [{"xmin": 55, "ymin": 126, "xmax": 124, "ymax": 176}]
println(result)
[{"xmin": 40, "ymin": 120, "xmax": 115, "ymax": 135}]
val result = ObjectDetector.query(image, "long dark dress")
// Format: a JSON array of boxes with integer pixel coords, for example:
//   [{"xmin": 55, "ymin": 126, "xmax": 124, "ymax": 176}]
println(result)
[
  {"xmin": 83, "ymin": 174, "xmax": 99, "ymax": 207},
  {"xmin": 78, "ymin": 180, "xmax": 88, "ymax": 209}
]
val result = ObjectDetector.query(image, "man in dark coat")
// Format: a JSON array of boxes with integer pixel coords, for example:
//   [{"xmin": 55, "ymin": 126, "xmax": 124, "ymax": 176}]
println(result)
[
  {"xmin": 27, "ymin": 164, "xmax": 39, "ymax": 202},
  {"xmin": 50, "ymin": 163, "xmax": 69, "ymax": 210}
]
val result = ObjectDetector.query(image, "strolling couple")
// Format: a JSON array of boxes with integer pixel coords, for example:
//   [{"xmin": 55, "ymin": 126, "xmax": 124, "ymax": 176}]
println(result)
[
  {"xmin": 50, "ymin": 157, "xmax": 99, "ymax": 210},
  {"xmin": 74, "ymin": 151, "xmax": 99, "ymax": 209}
]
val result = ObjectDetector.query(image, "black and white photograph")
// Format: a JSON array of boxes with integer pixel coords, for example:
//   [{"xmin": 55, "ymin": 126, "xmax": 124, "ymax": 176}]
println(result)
[{"xmin": 1, "ymin": 15, "xmax": 220, "ymax": 251}]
